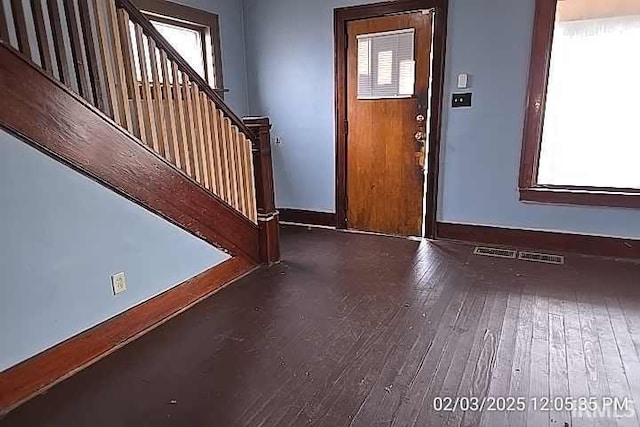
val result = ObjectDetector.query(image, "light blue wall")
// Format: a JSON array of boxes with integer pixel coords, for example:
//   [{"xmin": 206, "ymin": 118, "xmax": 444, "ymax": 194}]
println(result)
[
  {"xmin": 243, "ymin": 0, "xmax": 640, "ymax": 239},
  {"xmin": 0, "ymin": 130, "xmax": 229, "ymax": 371},
  {"xmin": 176, "ymin": 0, "xmax": 249, "ymax": 116},
  {"xmin": 244, "ymin": 0, "xmax": 364, "ymax": 212}
]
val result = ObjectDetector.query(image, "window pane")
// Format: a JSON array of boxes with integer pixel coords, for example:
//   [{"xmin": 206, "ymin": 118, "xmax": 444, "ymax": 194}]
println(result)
[
  {"xmin": 398, "ymin": 59, "xmax": 416, "ymax": 95},
  {"xmin": 358, "ymin": 39, "xmax": 370, "ymax": 76},
  {"xmin": 538, "ymin": 1, "xmax": 640, "ymax": 189},
  {"xmin": 151, "ymin": 20, "xmax": 206, "ymax": 80},
  {"xmin": 377, "ymin": 51, "xmax": 393, "ymax": 85},
  {"xmin": 357, "ymin": 29, "xmax": 415, "ymax": 99}
]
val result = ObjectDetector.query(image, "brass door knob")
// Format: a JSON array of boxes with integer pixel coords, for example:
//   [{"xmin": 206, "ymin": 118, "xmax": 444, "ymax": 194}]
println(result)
[{"xmin": 415, "ymin": 131, "xmax": 426, "ymax": 142}]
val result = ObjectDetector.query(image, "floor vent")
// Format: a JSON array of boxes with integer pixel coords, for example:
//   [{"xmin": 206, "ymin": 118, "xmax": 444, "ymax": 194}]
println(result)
[
  {"xmin": 518, "ymin": 251, "xmax": 565, "ymax": 265},
  {"xmin": 473, "ymin": 246, "xmax": 517, "ymax": 259}
]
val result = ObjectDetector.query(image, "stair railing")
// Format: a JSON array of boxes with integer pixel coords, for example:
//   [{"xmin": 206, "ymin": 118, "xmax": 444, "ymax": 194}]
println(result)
[{"xmin": 0, "ymin": 0, "xmax": 259, "ymax": 224}]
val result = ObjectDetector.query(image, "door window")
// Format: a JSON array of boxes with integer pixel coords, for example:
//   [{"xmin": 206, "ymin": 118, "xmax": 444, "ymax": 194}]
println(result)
[{"xmin": 357, "ymin": 29, "xmax": 415, "ymax": 99}]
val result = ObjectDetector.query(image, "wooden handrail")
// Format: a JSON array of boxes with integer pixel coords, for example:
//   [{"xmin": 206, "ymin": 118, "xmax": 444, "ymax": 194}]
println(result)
[{"xmin": 114, "ymin": 0, "xmax": 255, "ymax": 139}]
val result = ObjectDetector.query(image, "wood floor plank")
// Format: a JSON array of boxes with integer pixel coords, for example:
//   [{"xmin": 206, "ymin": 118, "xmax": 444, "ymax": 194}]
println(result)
[
  {"xmin": 414, "ymin": 286, "xmax": 488, "ymax": 427},
  {"xmin": 305, "ymin": 250, "xmax": 456, "ymax": 425},
  {"xmin": 606, "ymin": 297, "xmax": 640, "ymax": 424},
  {"xmin": 270, "ymin": 245, "xmax": 440, "ymax": 426},
  {"xmin": 240, "ymin": 238, "xmax": 428, "ymax": 426},
  {"xmin": 577, "ymin": 291, "xmax": 616, "ymax": 427},
  {"xmin": 619, "ymin": 297, "xmax": 640, "ymax": 372},
  {"xmin": 350, "ymin": 270, "xmax": 472, "ymax": 426},
  {"xmin": 3, "ymin": 229, "xmax": 640, "ymax": 427},
  {"xmin": 313, "ymin": 273, "xmax": 466, "ymax": 426},
  {"xmin": 441, "ymin": 287, "xmax": 496, "ymax": 427},
  {"xmin": 527, "ymin": 290, "xmax": 550, "ymax": 427},
  {"xmin": 506, "ymin": 290, "xmax": 535, "ymax": 426},
  {"xmin": 456, "ymin": 289, "xmax": 509, "ymax": 427},
  {"xmin": 479, "ymin": 290, "xmax": 523, "ymax": 427},
  {"xmin": 548, "ymin": 312, "xmax": 571, "ymax": 426},
  {"xmin": 562, "ymin": 291, "xmax": 594, "ymax": 427},
  {"xmin": 591, "ymin": 297, "xmax": 636, "ymax": 427},
  {"xmin": 368, "ymin": 276, "xmax": 468, "ymax": 426},
  {"xmin": 337, "ymin": 269, "xmax": 452, "ymax": 426}
]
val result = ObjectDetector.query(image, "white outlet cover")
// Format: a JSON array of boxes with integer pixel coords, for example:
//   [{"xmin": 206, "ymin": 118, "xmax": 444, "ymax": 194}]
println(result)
[{"xmin": 111, "ymin": 272, "xmax": 127, "ymax": 295}]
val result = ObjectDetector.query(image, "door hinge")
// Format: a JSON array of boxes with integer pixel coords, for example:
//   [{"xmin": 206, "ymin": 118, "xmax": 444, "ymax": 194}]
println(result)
[
  {"xmin": 345, "ymin": 33, "xmax": 349, "ymax": 49},
  {"xmin": 344, "ymin": 120, "xmax": 348, "ymax": 135}
]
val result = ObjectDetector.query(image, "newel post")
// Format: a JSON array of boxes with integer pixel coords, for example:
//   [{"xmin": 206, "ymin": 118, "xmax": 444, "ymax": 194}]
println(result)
[{"xmin": 243, "ymin": 117, "xmax": 281, "ymax": 265}]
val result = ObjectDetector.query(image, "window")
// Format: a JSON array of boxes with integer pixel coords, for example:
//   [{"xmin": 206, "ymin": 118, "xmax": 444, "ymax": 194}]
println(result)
[
  {"xmin": 520, "ymin": 0, "xmax": 640, "ymax": 208},
  {"xmin": 357, "ymin": 29, "xmax": 416, "ymax": 99},
  {"xmin": 132, "ymin": 0, "xmax": 223, "ymax": 93},
  {"xmin": 151, "ymin": 20, "xmax": 206, "ymax": 79}
]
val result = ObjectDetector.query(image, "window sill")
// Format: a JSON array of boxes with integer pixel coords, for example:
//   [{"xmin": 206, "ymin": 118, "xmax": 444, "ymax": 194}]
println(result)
[{"xmin": 519, "ymin": 187, "xmax": 640, "ymax": 209}]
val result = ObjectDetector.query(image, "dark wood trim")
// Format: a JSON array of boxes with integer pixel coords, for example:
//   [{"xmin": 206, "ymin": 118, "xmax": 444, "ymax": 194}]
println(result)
[
  {"xmin": 131, "ymin": 0, "xmax": 224, "ymax": 92},
  {"xmin": 423, "ymin": 1, "xmax": 448, "ymax": 239},
  {"xmin": 521, "ymin": 187, "xmax": 640, "ymax": 209},
  {"xmin": 62, "ymin": 0, "xmax": 93, "ymax": 103},
  {"xmin": 0, "ymin": 257, "xmax": 257, "ymax": 415},
  {"xmin": 257, "ymin": 215, "xmax": 280, "ymax": 265},
  {"xmin": 77, "ymin": 0, "xmax": 103, "ymax": 109},
  {"xmin": 116, "ymin": 0, "xmax": 252, "ymax": 138},
  {"xmin": 244, "ymin": 117, "xmax": 281, "ymax": 265},
  {"xmin": 0, "ymin": 2, "xmax": 10, "ymax": 41},
  {"xmin": 334, "ymin": 0, "xmax": 448, "ymax": 238},
  {"xmin": 244, "ymin": 117, "xmax": 276, "ymax": 215},
  {"xmin": 46, "ymin": 0, "xmax": 73, "ymax": 87},
  {"xmin": 519, "ymin": 0, "xmax": 557, "ymax": 189},
  {"xmin": 436, "ymin": 222, "xmax": 640, "ymax": 259},
  {"xmin": 9, "ymin": 0, "xmax": 31, "ymax": 56},
  {"xmin": 30, "ymin": 0, "xmax": 54, "ymax": 76},
  {"xmin": 0, "ymin": 43, "xmax": 260, "ymax": 262},
  {"xmin": 280, "ymin": 209, "xmax": 337, "ymax": 227}
]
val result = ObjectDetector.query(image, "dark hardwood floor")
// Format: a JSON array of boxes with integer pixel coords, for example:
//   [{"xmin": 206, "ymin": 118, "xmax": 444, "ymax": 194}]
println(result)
[{"xmin": 3, "ymin": 226, "xmax": 640, "ymax": 426}]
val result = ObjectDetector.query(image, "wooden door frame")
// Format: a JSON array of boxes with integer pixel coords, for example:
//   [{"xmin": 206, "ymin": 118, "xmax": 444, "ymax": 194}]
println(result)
[{"xmin": 334, "ymin": 0, "xmax": 448, "ymax": 238}]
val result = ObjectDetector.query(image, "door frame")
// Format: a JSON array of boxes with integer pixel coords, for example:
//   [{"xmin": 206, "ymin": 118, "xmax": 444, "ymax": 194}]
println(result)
[{"xmin": 334, "ymin": 0, "xmax": 448, "ymax": 239}]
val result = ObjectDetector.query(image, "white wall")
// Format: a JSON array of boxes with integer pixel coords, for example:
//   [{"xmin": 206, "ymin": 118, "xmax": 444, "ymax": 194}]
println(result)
[
  {"xmin": 243, "ymin": 0, "xmax": 640, "ymax": 239},
  {"xmin": 0, "ymin": 131, "xmax": 229, "ymax": 371}
]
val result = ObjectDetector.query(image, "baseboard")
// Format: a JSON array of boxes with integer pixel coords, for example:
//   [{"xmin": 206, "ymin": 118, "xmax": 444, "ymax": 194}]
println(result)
[
  {"xmin": 0, "ymin": 257, "xmax": 257, "ymax": 415},
  {"xmin": 279, "ymin": 209, "xmax": 336, "ymax": 227},
  {"xmin": 436, "ymin": 222, "xmax": 640, "ymax": 259}
]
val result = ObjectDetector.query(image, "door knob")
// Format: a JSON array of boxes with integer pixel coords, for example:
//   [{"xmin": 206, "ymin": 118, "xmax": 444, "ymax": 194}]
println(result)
[{"xmin": 415, "ymin": 131, "xmax": 426, "ymax": 142}]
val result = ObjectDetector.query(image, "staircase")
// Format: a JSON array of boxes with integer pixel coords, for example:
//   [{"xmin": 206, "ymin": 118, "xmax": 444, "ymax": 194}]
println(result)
[
  {"xmin": 0, "ymin": 0, "xmax": 279, "ymax": 265},
  {"xmin": 0, "ymin": 0, "xmax": 279, "ymax": 413}
]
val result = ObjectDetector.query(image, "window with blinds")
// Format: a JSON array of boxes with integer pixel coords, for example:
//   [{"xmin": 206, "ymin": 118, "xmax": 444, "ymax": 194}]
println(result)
[{"xmin": 357, "ymin": 29, "xmax": 416, "ymax": 99}]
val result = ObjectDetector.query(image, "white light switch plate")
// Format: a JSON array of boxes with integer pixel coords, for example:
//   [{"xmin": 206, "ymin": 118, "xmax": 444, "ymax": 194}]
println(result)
[
  {"xmin": 111, "ymin": 272, "xmax": 127, "ymax": 295},
  {"xmin": 457, "ymin": 73, "xmax": 469, "ymax": 89}
]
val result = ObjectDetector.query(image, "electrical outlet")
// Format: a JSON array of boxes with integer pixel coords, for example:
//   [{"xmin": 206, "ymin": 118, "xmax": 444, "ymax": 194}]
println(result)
[{"xmin": 111, "ymin": 272, "xmax": 127, "ymax": 295}]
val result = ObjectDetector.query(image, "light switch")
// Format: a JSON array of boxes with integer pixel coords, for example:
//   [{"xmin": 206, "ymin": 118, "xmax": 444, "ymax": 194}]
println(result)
[{"xmin": 457, "ymin": 73, "xmax": 469, "ymax": 89}]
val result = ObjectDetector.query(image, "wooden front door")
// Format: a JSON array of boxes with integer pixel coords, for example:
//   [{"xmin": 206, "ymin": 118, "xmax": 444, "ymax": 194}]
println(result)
[{"xmin": 346, "ymin": 12, "xmax": 432, "ymax": 237}]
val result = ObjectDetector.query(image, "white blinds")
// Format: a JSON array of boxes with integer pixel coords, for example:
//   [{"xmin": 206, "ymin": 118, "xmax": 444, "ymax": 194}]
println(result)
[{"xmin": 357, "ymin": 29, "xmax": 415, "ymax": 99}]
